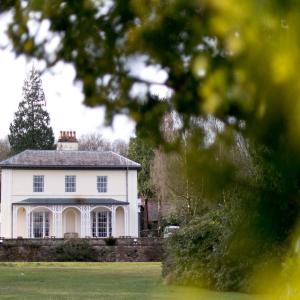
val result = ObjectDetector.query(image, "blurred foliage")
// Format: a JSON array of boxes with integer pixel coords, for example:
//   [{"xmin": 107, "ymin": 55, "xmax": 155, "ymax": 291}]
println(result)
[
  {"xmin": 2, "ymin": 0, "xmax": 300, "ymax": 182},
  {"xmin": 162, "ymin": 127, "xmax": 296, "ymax": 292},
  {"xmin": 1, "ymin": 1, "xmax": 299, "ymax": 146}
]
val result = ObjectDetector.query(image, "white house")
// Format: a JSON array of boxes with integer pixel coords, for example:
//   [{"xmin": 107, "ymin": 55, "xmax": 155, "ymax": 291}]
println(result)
[{"xmin": 0, "ymin": 131, "xmax": 140, "ymax": 239}]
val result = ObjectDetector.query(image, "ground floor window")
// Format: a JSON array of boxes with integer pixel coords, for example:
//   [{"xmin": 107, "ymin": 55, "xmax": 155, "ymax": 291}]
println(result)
[
  {"xmin": 92, "ymin": 211, "xmax": 112, "ymax": 237},
  {"xmin": 31, "ymin": 211, "xmax": 50, "ymax": 238}
]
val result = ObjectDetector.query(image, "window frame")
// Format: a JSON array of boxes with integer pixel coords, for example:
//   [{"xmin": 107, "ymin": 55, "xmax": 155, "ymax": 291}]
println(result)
[
  {"xmin": 33, "ymin": 175, "xmax": 44, "ymax": 193},
  {"xmin": 97, "ymin": 176, "xmax": 107, "ymax": 193},
  {"xmin": 65, "ymin": 175, "xmax": 76, "ymax": 192},
  {"xmin": 92, "ymin": 210, "xmax": 112, "ymax": 237},
  {"xmin": 30, "ymin": 211, "xmax": 50, "ymax": 238}
]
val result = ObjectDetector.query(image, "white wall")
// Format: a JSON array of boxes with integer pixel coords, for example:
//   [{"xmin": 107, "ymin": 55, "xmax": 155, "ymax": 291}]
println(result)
[
  {"xmin": 1, "ymin": 169, "xmax": 12, "ymax": 237},
  {"xmin": 0, "ymin": 168, "xmax": 139, "ymax": 238},
  {"xmin": 11, "ymin": 169, "xmax": 127, "ymax": 198},
  {"xmin": 128, "ymin": 170, "xmax": 138, "ymax": 237}
]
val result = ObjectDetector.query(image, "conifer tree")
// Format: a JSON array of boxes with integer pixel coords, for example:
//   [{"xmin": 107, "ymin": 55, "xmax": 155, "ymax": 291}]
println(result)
[{"xmin": 8, "ymin": 67, "xmax": 55, "ymax": 153}]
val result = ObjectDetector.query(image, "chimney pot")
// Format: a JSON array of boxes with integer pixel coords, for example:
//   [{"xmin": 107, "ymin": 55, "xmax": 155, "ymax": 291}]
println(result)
[{"xmin": 58, "ymin": 130, "xmax": 78, "ymax": 148}]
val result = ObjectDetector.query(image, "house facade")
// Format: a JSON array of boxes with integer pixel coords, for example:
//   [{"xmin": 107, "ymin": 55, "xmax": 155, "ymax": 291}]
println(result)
[{"xmin": 0, "ymin": 132, "xmax": 140, "ymax": 239}]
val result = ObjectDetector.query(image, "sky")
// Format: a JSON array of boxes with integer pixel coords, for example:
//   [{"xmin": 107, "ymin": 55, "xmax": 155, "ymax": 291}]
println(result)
[
  {"xmin": 0, "ymin": 49, "xmax": 136, "ymax": 142},
  {"xmin": 0, "ymin": 12, "xmax": 171, "ymax": 143},
  {"xmin": 0, "ymin": 50, "xmax": 135, "ymax": 141}
]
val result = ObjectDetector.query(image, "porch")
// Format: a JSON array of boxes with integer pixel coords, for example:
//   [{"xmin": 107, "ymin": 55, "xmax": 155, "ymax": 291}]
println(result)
[{"xmin": 12, "ymin": 198, "xmax": 129, "ymax": 239}]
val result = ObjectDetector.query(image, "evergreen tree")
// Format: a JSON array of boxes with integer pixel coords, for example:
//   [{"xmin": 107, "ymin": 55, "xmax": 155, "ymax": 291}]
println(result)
[
  {"xmin": 128, "ymin": 135, "xmax": 155, "ymax": 229},
  {"xmin": 8, "ymin": 67, "xmax": 55, "ymax": 153}
]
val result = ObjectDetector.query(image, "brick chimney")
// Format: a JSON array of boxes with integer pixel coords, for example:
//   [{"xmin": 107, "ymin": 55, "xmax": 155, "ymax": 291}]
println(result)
[{"xmin": 57, "ymin": 131, "xmax": 79, "ymax": 151}]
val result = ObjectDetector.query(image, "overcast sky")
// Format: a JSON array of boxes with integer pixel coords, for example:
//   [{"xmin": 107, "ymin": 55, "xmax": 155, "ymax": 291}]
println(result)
[{"xmin": 0, "ymin": 49, "xmax": 137, "ymax": 142}]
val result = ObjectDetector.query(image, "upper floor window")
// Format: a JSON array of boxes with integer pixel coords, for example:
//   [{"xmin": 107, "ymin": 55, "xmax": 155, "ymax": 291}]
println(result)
[
  {"xmin": 33, "ymin": 175, "xmax": 44, "ymax": 192},
  {"xmin": 97, "ymin": 176, "xmax": 107, "ymax": 193},
  {"xmin": 65, "ymin": 175, "xmax": 76, "ymax": 192}
]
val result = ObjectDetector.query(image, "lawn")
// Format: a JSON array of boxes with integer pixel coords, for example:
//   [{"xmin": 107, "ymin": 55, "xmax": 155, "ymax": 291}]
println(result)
[{"xmin": 0, "ymin": 262, "xmax": 267, "ymax": 300}]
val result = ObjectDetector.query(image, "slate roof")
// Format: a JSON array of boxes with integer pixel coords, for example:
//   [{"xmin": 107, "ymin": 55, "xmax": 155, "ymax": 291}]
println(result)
[
  {"xmin": 0, "ymin": 150, "xmax": 140, "ymax": 170},
  {"xmin": 13, "ymin": 198, "xmax": 129, "ymax": 205}
]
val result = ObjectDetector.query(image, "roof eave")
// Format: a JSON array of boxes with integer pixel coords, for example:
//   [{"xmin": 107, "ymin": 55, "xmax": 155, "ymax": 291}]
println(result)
[{"xmin": 0, "ymin": 165, "xmax": 141, "ymax": 170}]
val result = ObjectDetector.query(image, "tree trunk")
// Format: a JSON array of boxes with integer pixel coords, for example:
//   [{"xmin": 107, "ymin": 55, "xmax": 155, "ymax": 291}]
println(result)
[
  {"xmin": 157, "ymin": 197, "xmax": 162, "ymax": 236},
  {"xmin": 144, "ymin": 198, "xmax": 149, "ymax": 230}
]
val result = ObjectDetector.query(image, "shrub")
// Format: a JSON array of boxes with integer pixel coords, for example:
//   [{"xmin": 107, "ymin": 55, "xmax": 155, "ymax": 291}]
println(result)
[
  {"xmin": 162, "ymin": 209, "xmax": 227, "ymax": 288},
  {"xmin": 104, "ymin": 236, "xmax": 117, "ymax": 246},
  {"xmin": 55, "ymin": 239, "xmax": 97, "ymax": 261},
  {"xmin": 162, "ymin": 207, "xmax": 285, "ymax": 292},
  {"xmin": 161, "ymin": 213, "xmax": 183, "ymax": 228}
]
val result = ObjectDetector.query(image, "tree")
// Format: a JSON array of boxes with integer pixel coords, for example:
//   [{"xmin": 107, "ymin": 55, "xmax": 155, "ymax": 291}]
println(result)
[
  {"xmin": 0, "ymin": 137, "xmax": 11, "ymax": 161},
  {"xmin": 111, "ymin": 139, "xmax": 128, "ymax": 157},
  {"xmin": 8, "ymin": 67, "xmax": 54, "ymax": 153},
  {"xmin": 0, "ymin": 136, "xmax": 12, "ymax": 203},
  {"xmin": 78, "ymin": 133, "xmax": 111, "ymax": 151},
  {"xmin": 151, "ymin": 114, "xmax": 206, "ymax": 226},
  {"xmin": 78, "ymin": 133, "xmax": 128, "ymax": 155},
  {"xmin": 127, "ymin": 135, "xmax": 155, "ymax": 229}
]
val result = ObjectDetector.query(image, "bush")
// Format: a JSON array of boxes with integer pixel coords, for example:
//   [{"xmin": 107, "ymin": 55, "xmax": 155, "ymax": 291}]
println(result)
[
  {"xmin": 55, "ymin": 239, "xmax": 97, "ymax": 261},
  {"xmin": 162, "ymin": 207, "xmax": 285, "ymax": 292},
  {"xmin": 162, "ymin": 209, "xmax": 227, "ymax": 288},
  {"xmin": 104, "ymin": 236, "xmax": 117, "ymax": 246},
  {"xmin": 161, "ymin": 213, "xmax": 183, "ymax": 228}
]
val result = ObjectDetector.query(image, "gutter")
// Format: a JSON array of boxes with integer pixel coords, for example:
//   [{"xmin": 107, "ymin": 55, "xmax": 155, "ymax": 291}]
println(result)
[
  {"xmin": 0, "ymin": 165, "xmax": 141, "ymax": 170},
  {"xmin": 126, "ymin": 166, "xmax": 129, "ymax": 202}
]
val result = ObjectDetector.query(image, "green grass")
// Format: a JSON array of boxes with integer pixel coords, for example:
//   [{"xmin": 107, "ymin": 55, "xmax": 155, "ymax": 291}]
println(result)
[{"xmin": 0, "ymin": 262, "xmax": 267, "ymax": 300}]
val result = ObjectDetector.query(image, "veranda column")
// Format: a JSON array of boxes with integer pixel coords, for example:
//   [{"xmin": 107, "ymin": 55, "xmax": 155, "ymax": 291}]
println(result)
[
  {"xmin": 52, "ymin": 207, "xmax": 57, "ymax": 237},
  {"xmin": 85, "ymin": 206, "xmax": 91, "ymax": 237},
  {"xmin": 12, "ymin": 205, "xmax": 17, "ymax": 238},
  {"xmin": 111, "ymin": 206, "xmax": 116, "ymax": 237},
  {"xmin": 52, "ymin": 206, "xmax": 63, "ymax": 238},
  {"xmin": 80, "ymin": 205, "xmax": 91, "ymax": 238},
  {"xmin": 25, "ymin": 206, "xmax": 32, "ymax": 238},
  {"xmin": 124, "ymin": 206, "xmax": 129, "ymax": 236}
]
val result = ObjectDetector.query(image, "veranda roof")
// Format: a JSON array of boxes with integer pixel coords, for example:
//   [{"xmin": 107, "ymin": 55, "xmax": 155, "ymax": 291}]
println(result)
[{"xmin": 13, "ymin": 198, "xmax": 129, "ymax": 205}]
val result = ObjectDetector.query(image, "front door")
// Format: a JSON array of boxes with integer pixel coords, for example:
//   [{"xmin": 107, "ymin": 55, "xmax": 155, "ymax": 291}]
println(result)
[
  {"xmin": 92, "ymin": 211, "xmax": 112, "ymax": 237},
  {"xmin": 31, "ymin": 211, "xmax": 50, "ymax": 238}
]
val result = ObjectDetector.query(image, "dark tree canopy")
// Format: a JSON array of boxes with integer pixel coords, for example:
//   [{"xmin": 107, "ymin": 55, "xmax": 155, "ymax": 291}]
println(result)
[
  {"xmin": 127, "ymin": 135, "xmax": 155, "ymax": 201},
  {"xmin": 8, "ymin": 67, "xmax": 55, "ymax": 153}
]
